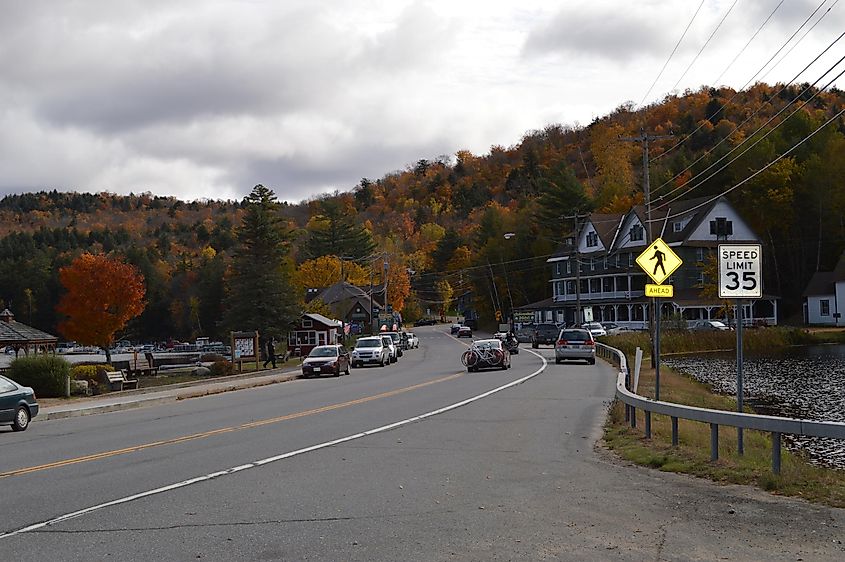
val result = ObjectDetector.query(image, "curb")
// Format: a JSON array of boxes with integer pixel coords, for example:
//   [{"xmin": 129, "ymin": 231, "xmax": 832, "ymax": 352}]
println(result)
[{"xmin": 37, "ymin": 372, "xmax": 302, "ymax": 421}]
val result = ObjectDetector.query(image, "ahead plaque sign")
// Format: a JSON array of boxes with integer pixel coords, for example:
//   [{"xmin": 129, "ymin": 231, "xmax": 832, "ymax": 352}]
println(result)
[{"xmin": 718, "ymin": 244, "xmax": 762, "ymax": 299}]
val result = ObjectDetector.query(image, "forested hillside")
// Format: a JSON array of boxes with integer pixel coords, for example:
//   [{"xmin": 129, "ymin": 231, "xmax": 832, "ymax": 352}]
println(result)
[{"xmin": 1, "ymin": 82, "xmax": 843, "ymax": 341}]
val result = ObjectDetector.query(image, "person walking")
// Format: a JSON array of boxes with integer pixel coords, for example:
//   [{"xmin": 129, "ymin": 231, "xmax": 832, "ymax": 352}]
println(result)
[{"xmin": 263, "ymin": 336, "xmax": 277, "ymax": 369}]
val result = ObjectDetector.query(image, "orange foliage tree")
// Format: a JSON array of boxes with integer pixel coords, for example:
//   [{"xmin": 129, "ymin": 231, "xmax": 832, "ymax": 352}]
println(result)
[{"xmin": 57, "ymin": 253, "xmax": 146, "ymax": 363}]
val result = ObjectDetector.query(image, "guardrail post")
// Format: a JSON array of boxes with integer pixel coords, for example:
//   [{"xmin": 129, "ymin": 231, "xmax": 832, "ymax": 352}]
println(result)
[
  {"xmin": 630, "ymin": 407, "xmax": 637, "ymax": 428},
  {"xmin": 671, "ymin": 416, "xmax": 678, "ymax": 446},
  {"xmin": 624, "ymin": 404, "xmax": 630, "ymax": 422},
  {"xmin": 710, "ymin": 424, "xmax": 719, "ymax": 461},
  {"xmin": 772, "ymin": 432, "xmax": 781, "ymax": 475},
  {"xmin": 644, "ymin": 410, "xmax": 651, "ymax": 438}
]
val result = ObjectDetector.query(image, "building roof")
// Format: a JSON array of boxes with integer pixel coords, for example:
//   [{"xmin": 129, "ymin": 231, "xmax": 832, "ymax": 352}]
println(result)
[
  {"xmin": 0, "ymin": 309, "xmax": 58, "ymax": 346},
  {"xmin": 802, "ymin": 252, "xmax": 845, "ymax": 297},
  {"xmin": 302, "ymin": 313, "xmax": 341, "ymax": 328}
]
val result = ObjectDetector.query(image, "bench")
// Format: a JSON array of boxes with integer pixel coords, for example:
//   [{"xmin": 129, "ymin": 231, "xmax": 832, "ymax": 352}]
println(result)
[
  {"xmin": 126, "ymin": 352, "xmax": 160, "ymax": 377},
  {"xmin": 102, "ymin": 370, "xmax": 139, "ymax": 391}
]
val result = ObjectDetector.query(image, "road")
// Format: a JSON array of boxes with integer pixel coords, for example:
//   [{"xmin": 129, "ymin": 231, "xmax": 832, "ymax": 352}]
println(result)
[{"xmin": 1, "ymin": 327, "xmax": 844, "ymax": 560}]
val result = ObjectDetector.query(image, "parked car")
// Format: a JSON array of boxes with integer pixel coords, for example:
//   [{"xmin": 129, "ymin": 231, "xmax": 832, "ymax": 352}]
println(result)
[
  {"xmin": 383, "ymin": 332, "xmax": 404, "ymax": 356},
  {"xmin": 0, "ymin": 375, "xmax": 39, "ymax": 431},
  {"xmin": 464, "ymin": 339, "xmax": 511, "ymax": 372},
  {"xmin": 301, "ymin": 345, "xmax": 351, "ymax": 377},
  {"xmin": 351, "ymin": 337, "xmax": 389, "ymax": 367},
  {"xmin": 554, "ymin": 329, "xmax": 596, "ymax": 365},
  {"xmin": 405, "ymin": 332, "xmax": 420, "ymax": 349},
  {"xmin": 450, "ymin": 323, "xmax": 462, "ymax": 335},
  {"xmin": 515, "ymin": 327, "xmax": 534, "ymax": 343},
  {"xmin": 581, "ymin": 322, "xmax": 607, "ymax": 338},
  {"xmin": 691, "ymin": 320, "xmax": 731, "ymax": 331},
  {"xmin": 457, "ymin": 326, "xmax": 473, "ymax": 338},
  {"xmin": 381, "ymin": 335, "xmax": 399, "ymax": 363},
  {"xmin": 532, "ymin": 323, "xmax": 560, "ymax": 348},
  {"xmin": 414, "ymin": 318, "xmax": 437, "ymax": 326}
]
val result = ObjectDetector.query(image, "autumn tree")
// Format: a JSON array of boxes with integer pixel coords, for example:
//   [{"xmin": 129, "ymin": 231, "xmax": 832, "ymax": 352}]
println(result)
[
  {"xmin": 222, "ymin": 185, "xmax": 299, "ymax": 343},
  {"xmin": 296, "ymin": 255, "xmax": 370, "ymax": 288},
  {"xmin": 57, "ymin": 253, "xmax": 146, "ymax": 364}
]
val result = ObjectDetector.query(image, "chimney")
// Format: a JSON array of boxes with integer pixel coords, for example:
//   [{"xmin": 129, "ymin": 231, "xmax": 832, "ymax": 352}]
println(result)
[{"xmin": 0, "ymin": 309, "xmax": 13, "ymax": 323}]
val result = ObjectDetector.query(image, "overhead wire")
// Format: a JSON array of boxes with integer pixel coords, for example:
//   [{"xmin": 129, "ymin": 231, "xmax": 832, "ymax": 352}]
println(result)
[
  {"xmin": 652, "ymin": 0, "xmax": 833, "ymax": 163},
  {"xmin": 652, "ymin": 33, "xmax": 845, "ymax": 204},
  {"xmin": 652, "ymin": 57, "xmax": 845, "ymax": 211},
  {"xmin": 711, "ymin": 0, "xmax": 784, "ymax": 86},
  {"xmin": 639, "ymin": 0, "xmax": 706, "ymax": 107},
  {"xmin": 670, "ymin": 0, "xmax": 740, "ymax": 92},
  {"xmin": 653, "ymin": 104, "xmax": 845, "ymax": 223}
]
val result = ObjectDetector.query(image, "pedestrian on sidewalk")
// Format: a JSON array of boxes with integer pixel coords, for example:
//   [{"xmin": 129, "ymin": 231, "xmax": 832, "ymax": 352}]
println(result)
[{"xmin": 263, "ymin": 336, "xmax": 277, "ymax": 369}]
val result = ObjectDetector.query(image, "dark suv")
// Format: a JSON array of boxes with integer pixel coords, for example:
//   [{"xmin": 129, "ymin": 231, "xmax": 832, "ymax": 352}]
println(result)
[{"xmin": 532, "ymin": 323, "xmax": 560, "ymax": 348}]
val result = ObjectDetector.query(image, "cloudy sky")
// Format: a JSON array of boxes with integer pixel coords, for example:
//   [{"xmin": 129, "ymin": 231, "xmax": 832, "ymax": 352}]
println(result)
[{"xmin": 1, "ymin": 0, "xmax": 843, "ymax": 203}]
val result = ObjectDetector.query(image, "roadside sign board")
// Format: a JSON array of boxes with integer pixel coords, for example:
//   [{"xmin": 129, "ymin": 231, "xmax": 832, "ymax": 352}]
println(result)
[
  {"xmin": 718, "ymin": 244, "xmax": 762, "ymax": 299},
  {"xmin": 636, "ymin": 238, "xmax": 682, "ymax": 285},
  {"xmin": 645, "ymin": 284, "xmax": 674, "ymax": 298}
]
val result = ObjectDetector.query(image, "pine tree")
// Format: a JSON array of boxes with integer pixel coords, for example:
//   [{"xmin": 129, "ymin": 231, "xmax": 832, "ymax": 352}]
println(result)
[
  {"xmin": 305, "ymin": 198, "xmax": 376, "ymax": 261},
  {"xmin": 222, "ymin": 185, "xmax": 300, "ymax": 342}
]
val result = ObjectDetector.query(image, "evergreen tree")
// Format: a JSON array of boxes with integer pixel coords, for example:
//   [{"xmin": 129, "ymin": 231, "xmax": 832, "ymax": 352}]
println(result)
[
  {"xmin": 305, "ymin": 198, "xmax": 376, "ymax": 261},
  {"xmin": 222, "ymin": 185, "xmax": 299, "ymax": 342},
  {"xmin": 534, "ymin": 164, "xmax": 591, "ymax": 226}
]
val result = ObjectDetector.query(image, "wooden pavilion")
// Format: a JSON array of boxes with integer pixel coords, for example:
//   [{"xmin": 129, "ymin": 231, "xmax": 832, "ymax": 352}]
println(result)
[{"xmin": 0, "ymin": 308, "xmax": 58, "ymax": 357}]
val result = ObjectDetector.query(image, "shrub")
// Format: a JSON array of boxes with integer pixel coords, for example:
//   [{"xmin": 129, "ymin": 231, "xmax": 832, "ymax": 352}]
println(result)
[
  {"xmin": 200, "ymin": 352, "xmax": 226, "ymax": 363},
  {"xmin": 8, "ymin": 355, "xmax": 71, "ymax": 397},
  {"xmin": 209, "ymin": 360, "xmax": 234, "ymax": 377},
  {"xmin": 70, "ymin": 363, "xmax": 114, "ymax": 394}
]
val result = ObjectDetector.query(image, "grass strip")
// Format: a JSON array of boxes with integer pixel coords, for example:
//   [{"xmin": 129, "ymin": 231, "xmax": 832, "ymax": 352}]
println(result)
[{"xmin": 603, "ymin": 361, "xmax": 845, "ymax": 507}]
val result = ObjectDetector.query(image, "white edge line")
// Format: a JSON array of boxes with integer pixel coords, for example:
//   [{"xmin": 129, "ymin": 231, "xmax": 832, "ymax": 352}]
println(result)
[{"xmin": 1, "ymin": 349, "xmax": 548, "ymax": 539}]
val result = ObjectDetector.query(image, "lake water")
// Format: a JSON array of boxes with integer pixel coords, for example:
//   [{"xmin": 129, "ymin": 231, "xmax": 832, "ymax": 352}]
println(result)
[{"xmin": 664, "ymin": 344, "xmax": 845, "ymax": 469}]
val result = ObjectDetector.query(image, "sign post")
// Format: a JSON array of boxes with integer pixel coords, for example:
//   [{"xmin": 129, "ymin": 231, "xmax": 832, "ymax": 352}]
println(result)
[
  {"xmin": 718, "ymin": 244, "xmax": 762, "ymax": 455},
  {"xmin": 636, "ymin": 238, "xmax": 682, "ymax": 401}
]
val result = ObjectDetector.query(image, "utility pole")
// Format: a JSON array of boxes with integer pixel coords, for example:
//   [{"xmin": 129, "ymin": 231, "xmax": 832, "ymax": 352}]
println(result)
[
  {"xmin": 562, "ymin": 213, "xmax": 588, "ymax": 326},
  {"xmin": 619, "ymin": 129, "xmax": 673, "ymax": 399}
]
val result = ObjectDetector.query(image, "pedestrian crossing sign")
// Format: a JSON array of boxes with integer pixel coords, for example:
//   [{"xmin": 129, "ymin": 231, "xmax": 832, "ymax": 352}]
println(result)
[{"xmin": 635, "ymin": 238, "xmax": 682, "ymax": 285}]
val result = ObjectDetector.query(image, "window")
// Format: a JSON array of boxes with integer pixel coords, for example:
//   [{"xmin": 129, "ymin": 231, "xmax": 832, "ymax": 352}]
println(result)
[
  {"xmin": 628, "ymin": 253, "xmax": 633, "ymax": 267},
  {"xmin": 302, "ymin": 318, "xmax": 313, "ymax": 328},
  {"xmin": 590, "ymin": 258, "xmax": 595, "ymax": 271},
  {"xmin": 566, "ymin": 261, "xmax": 571, "ymax": 274},
  {"xmin": 673, "ymin": 221, "xmax": 683, "ymax": 232},
  {"xmin": 821, "ymin": 299, "xmax": 831, "ymax": 316},
  {"xmin": 630, "ymin": 224, "xmax": 644, "ymax": 242},
  {"xmin": 696, "ymin": 248, "xmax": 705, "ymax": 262},
  {"xmin": 586, "ymin": 231, "xmax": 598, "ymax": 247},
  {"xmin": 555, "ymin": 262, "xmax": 561, "ymax": 276},
  {"xmin": 0, "ymin": 378, "xmax": 16, "ymax": 393},
  {"xmin": 709, "ymin": 217, "xmax": 733, "ymax": 237},
  {"xmin": 615, "ymin": 254, "xmax": 620, "ymax": 268},
  {"xmin": 603, "ymin": 256, "xmax": 608, "ymax": 269}
]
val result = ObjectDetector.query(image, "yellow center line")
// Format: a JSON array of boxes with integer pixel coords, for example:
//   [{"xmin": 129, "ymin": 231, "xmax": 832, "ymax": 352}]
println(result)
[{"xmin": 0, "ymin": 372, "xmax": 464, "ymax": 479}]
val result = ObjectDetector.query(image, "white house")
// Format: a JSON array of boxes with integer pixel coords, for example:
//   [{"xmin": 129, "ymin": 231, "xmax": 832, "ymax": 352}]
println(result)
[{"xmin": 803, "ymin": 253, "xmax": 845, "ymax": 326}]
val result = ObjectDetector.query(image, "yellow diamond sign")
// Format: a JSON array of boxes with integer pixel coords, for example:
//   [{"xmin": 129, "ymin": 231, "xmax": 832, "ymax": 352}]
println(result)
[{"xmin": 636, "ymin": 238, "xmax": 682, "ymax": 285}]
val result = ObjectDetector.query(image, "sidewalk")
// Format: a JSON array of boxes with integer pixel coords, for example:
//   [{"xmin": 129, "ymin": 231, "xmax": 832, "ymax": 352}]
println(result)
[{"xmin": 36, "ymin": 366, "xmax": 302, "ymax": 421}]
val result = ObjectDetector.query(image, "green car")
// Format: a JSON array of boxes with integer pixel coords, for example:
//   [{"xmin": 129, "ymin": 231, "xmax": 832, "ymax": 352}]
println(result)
[{"xmin": 0, "ymin": 375, "xmax": 39, "ymax": 431}]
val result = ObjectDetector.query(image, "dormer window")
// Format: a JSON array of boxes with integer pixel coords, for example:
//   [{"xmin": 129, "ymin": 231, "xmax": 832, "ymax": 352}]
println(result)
[
  {"xmin": 629, "ymin": 224, "xmax": 644, "ymax": 242},
  {"xmin": 586, "ymin": 232, "xmax": 598, "ymax": 247},
  {"xmin": 710, "ymin": 217, "xmax": 733, "ymax": 237},
  {"xmin": 673, "ymin": 221, "xmax": 683, "ymax": 232}
]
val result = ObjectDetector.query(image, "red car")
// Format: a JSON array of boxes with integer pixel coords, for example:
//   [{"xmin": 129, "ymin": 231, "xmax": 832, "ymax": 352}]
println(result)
[{"xmin": 301, "ymin": 345, "xmax": 351, "ymax": 377}]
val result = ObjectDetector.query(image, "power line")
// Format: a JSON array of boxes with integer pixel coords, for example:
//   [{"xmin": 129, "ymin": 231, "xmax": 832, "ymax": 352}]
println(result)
[
  {"xmin": 651, "ymin": 30, "xmax": 845, "ymax": 201},
  {"xmin": 639, "ymin": 0, "xmax": 706, "ymax": 106},
  {"xmin": 653, "ymin": 57, "xmax": 845, "ymax": 211},
  {"xmin": 656, "ymin": 105, "xmax": 845, "ymax": 222},
  {"xmin": 670, "ymin": 0, "xmax": 740, "ymax": 93},
  {"xmin": 711, "ymin": 0, "xmax": 784, "ymax": 86},
  {"xmin": 653, "ymin": 0, "xmax": 832, "ymax": 163}
]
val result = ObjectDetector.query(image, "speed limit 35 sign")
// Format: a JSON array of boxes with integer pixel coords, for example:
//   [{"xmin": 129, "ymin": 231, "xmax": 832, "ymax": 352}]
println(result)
[{"xmin": 718, "ymin": 244, "xmax": 762, "ymax": 299}]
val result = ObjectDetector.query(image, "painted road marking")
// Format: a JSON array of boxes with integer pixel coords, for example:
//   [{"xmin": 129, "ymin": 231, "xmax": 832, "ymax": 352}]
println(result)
[
  {"xmin": 0, "ymin": 373, "xmax": 463, "ymax": 480},
  {"xmin": 0, "ymin": 349, "xmax": 547, "ymax": 539}
]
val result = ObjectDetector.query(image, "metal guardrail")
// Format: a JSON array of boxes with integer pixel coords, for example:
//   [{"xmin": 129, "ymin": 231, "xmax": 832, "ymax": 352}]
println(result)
[{"xmin": 596, "ymin": 343, "xmax": 845, "ymax": 474}]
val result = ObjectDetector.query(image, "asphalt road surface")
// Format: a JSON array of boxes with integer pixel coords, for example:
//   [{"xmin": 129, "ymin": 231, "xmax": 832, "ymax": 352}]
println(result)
[{"xmin": 1, "ymin": 327, "xmax": 844, "ymax": 560}]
